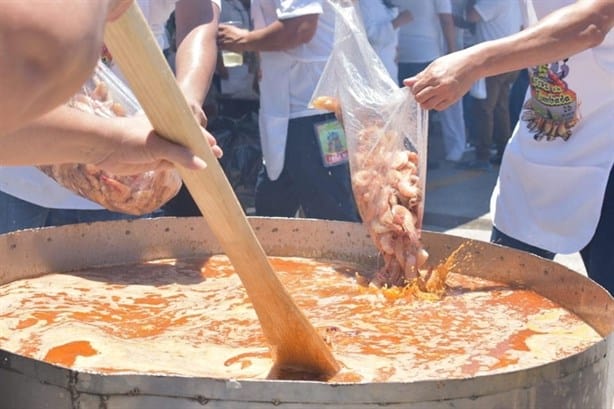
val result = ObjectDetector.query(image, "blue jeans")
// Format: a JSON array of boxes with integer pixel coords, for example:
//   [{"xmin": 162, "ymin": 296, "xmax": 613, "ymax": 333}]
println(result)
[
  {"xmin": 255, "ymin": 113, "xmax": 360, "ymax": 222},
  {"xmin": 0, "ymin": 190, "xmax": 155, "ymax": 234},
  {"xmin": 491, "ymin": 165, "xmax": 614, "ymax": 295}
]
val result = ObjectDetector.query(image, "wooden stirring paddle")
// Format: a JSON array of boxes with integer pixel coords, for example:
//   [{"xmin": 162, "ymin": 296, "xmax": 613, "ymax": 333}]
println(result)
[{"xmin": 104, "ymin": 3, "xmax": 339, "ymax": 379}]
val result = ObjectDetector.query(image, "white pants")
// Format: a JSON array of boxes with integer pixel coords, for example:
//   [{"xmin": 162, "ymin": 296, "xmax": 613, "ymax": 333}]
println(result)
[{"xmin": 438, "ymin": 99, "xmax": 466, "ymax": 161}]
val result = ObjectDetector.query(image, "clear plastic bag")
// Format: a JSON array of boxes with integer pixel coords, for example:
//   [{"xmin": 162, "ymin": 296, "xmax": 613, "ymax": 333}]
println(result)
[
  {"xmin": 38, "ymin": 61, "xmax": 182, "ymax": 216},
  {"xmin": 311, "ymin": 0, "xmax": 430, "ymax": 288}
]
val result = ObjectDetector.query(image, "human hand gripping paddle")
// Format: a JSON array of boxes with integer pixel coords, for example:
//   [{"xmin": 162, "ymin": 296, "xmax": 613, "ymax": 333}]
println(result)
[{"xmin": 104, "ymin": 3, "xmax": 339, "ymax": 379}]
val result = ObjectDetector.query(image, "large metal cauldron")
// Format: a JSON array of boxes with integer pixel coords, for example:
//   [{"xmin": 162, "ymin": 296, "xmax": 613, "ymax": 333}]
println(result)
[{"xmin": 1, "ymin": 217, "xmax": 612, "ymax": 409}]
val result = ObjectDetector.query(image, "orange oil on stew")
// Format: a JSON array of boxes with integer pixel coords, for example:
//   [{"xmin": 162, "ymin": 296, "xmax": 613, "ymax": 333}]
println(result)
[{"xmin": 0, "ymin": 255, "xmax": 601, "ymax": 381}]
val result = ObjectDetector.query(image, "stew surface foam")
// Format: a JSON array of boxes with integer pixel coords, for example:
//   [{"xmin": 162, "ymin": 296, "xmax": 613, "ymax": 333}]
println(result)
[{"xmin": 0, "ymin": 256, "xmax": 601, "ymax": 382}]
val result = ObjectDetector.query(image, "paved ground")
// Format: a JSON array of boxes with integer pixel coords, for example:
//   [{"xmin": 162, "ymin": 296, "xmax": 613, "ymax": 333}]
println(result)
[{"xmin": 423, "ymin": 134, "xmax": 587, "ymax": 277}]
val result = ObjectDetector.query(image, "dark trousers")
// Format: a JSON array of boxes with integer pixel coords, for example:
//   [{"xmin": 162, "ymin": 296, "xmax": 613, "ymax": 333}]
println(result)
[
  {"xmin": 163, "ymin": 184, "xmax": 200, "ymax": 217},
  {"xmin": 491, "ymin": 165, "xmax": 614, "ymax": 295},
  {"xmin": 508, "ymin": 69, "xmax": 530, "ymax": 132},
  {"xmin": 397, "ymin": 62, "xmax": 431, "ymax": 86},
  {"xmin": 0, "ymin": 190, "xmax": 150, "ymax": 235},
  {"xmin": 473, "ymin": 71, "xmax": 519, "ymax": 161},
  {"xmin": 255, "ymin": 114, "xmax": 361, "ymax": 222}
]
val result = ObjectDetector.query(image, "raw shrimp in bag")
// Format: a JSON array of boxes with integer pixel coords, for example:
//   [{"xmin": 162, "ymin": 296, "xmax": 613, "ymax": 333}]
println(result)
[
  {"xmin": 312, "ymin": 1, "xmax": 438, "ymax": 290},
  {"xmin": 38, "ymin": 61, "xmax": 182, "ymax": 216}
]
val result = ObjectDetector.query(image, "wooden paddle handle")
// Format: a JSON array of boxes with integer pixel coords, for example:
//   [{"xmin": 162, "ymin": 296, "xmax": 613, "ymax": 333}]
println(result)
[{"xmin": 104, "ymin": 3, "xmax": 339, "ymax": 377}]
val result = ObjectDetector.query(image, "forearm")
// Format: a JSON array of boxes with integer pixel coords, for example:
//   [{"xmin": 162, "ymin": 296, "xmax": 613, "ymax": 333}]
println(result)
[
  {"xmin": 470, "ymin": 0, "xmax": 614, "ymax": 79},
  {"xmin": 241, "ymin": 15, "xmax": 319, "ymax": 52},
  {"xmin": 174, "ymin": 0, "xmax": 220, "ymax": 106},
  {"xmin": 0, "ymin": 1, "xmax": 119, "ymax": 135},
  {"xmin": 175, "ymin": 27, "xmax": 218, "ymax": 106},
  {"xmin": 0, "ymin": 106, "xmax": 116, "ymax": 166},
  {"xmin": 439, "ymin": 14, "xmax": 458, "ymax": 53}
]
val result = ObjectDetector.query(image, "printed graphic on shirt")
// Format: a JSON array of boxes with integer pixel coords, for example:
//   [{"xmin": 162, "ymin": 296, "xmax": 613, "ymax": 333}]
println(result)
[{"xmin": 521, "ymin": 60, "xmax": 579, "ymax": 142}]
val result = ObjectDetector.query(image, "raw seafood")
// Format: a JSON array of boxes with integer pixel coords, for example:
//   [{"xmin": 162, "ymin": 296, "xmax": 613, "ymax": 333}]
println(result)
[
  {"xmin": 310, "ymin": 2, "xmax": 430, "ymax": 289},
  {"xmin": 38, "ymin": 64, "xmax": 181, "ymax": 215},
  {"xmin": 39, "ymin": 163, "xmax": 181, "ymax": 216},
  {"xmin": 313, "ymin": 97, "xmax": 430, "ymax": 289}
]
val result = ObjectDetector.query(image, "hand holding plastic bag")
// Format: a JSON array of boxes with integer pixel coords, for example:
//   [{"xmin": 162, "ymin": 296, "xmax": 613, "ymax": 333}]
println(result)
[
  {"xmin": 312, "ymin": 0, "xmax": 434, "ymax": 289},
  {"xmin": 38, "ymin": 61, "xmax": 182, "ymax": 216}
]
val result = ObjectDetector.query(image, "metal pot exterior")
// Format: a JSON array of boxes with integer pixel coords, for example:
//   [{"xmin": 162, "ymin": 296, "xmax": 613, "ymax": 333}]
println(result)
[{"xmin": 1, "ymin": 217, "xmax": 613, "ymax": 409}]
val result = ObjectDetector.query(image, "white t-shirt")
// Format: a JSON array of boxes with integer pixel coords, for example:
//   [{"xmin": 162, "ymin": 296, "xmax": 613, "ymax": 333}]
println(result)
[
  {"xmin": 253, "ymin": 0, "xmax": 333, "ymax": 180},
  {"xmin": 491, "ymin": 0, "xmax": 614, "ymax": 253},
  {"xmin": 473, "ymin": 0, "xmax": 522, "ymax": 43},
  {"xmin": 358, "ymin": 1, "xmax": 399, "ymax": 81},
  {"xmin": 0, "ymin": 0, "xmax": 221, "ymax": 209},
  {"xmin": 391, "ymin": 0, "xmax": 452, "ymax": 63}
]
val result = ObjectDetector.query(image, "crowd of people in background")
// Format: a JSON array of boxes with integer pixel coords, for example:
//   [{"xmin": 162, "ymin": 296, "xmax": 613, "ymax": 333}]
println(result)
[
  {"xmin": 0, "ymin": 0, "xmax": 612, "ymax": 294},
  {"xmin": 0, "ymin": 0, "xmax": 529, "ymax": 228}
]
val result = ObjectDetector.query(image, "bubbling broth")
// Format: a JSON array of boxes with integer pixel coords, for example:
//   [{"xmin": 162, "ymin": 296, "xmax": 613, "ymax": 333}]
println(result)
[{"xmin": 0, "ymin": 256, "xmax": 601, "ymax": 382}]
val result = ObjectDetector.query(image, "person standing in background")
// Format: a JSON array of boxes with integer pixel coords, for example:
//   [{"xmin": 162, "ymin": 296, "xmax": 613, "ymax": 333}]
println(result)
[
  {"xmin": 392, "ymin": 0, "xmax": 467, "ymax": 166},
  {"xmin": 455, "ymin": 0, "xmax": 522, "ymax": 169},
  {"xmin": 356, "ymin": 0, "xmax": 413, "ymax": 82},
  {"xmin": 0, "ymin": 0, "xmax": 222, "ymax": 233},
  {"xmin": 153, "ymin": 0, "xmax": 228, "ymax": 217},
  {"xmin": 217, "ymin": 0, "xmax": 361, "ymax": 222},
  {"xmin": 451, "ymin": 0, "xmax": 478, "ymax": 149},
  {"xmin": 215, "ymin": 0, "xmax": 258, "ymax": 99},
  {"xmin": 507, "ymin": 2, "xmax": 530, "ymax": 135}
]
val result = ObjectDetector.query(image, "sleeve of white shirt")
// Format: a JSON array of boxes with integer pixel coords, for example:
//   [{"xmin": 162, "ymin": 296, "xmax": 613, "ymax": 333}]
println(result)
[
  {"xmin": 474, "ymin": 0, "xmax": 506, "ymax": 22},
  {"xmin": 434, "ymin": 0, "xmax": 452, "ymax": 15},
  {"xmin": 276, "ymin": 0, "xmax": 323, "ymax": 20},
  {"xmin": 359, "ymin": 2, "xmax": 395, "ymax": 49}
]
